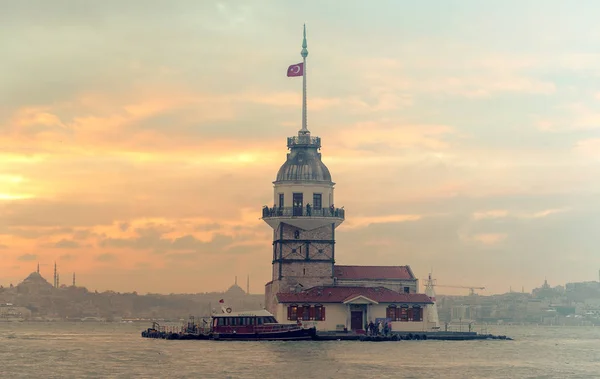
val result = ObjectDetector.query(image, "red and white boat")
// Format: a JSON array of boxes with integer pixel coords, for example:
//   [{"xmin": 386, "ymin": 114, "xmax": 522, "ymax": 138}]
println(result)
[{"xmin": 210, "ymin": 309, "xmax": 316, "ymax": 341}]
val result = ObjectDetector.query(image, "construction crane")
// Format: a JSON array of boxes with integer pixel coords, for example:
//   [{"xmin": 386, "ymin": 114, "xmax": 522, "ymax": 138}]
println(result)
[
  {"xmin": 436, "ymin": 285, "xmax": 485, "ymax": 296},
  {"xmin": 422, "ymin": 275, "xmax": 485, "ymax": 295}
]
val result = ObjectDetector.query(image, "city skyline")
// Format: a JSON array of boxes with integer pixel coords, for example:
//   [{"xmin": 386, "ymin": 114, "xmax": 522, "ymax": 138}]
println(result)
[{"xmin": 2, "ymin": 1, "xmax": 600, "ymax": 294}]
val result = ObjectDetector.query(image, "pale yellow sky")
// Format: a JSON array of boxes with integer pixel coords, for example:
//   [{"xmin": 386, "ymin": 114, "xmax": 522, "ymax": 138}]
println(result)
[{"xmin": 2, "ymin": 1, "xmax": 600, "ymax": 295}]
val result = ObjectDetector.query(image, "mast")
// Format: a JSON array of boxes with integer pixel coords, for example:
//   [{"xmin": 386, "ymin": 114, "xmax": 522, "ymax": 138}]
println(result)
[{"xmin": 300, "ymin": 24, "xmax": 309, "ymax": 135}]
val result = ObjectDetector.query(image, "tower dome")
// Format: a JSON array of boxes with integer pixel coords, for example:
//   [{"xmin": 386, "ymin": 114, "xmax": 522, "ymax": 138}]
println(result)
[{"xmin": 275, "ymin": 138, "xmax": 332, "ymax": 183}]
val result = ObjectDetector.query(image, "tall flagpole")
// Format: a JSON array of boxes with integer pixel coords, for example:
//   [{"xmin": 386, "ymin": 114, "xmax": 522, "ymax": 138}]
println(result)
[{"xmin": 300, "ymin": 24, "xmax": 309, "ymax": 135}]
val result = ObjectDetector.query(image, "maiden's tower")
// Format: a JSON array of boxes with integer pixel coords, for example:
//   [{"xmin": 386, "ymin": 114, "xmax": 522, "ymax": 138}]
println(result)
[{"xmin": 261, "ymin": 26, "xmax": 437, "ymax": 333}]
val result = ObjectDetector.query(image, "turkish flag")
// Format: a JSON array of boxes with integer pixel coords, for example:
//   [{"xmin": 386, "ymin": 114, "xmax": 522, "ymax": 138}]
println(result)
[
  {"xmin": 219, "ymin": 299, "xmax": 224, "ymax": 303},
  {"xmin": 287, "ymin": 62, "xmax": 303, "ymax": 77}
]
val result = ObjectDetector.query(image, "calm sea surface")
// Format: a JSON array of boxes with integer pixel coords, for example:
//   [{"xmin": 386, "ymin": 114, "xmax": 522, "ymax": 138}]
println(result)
[{"xmin": 1, "ymin": 323, "xmax": 599, "ymax": 378}]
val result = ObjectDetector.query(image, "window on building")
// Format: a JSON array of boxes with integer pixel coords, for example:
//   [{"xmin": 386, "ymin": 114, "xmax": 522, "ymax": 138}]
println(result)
[
  {"xmin": 278, "ymin": 193, "xmax": 284, "ymax": 208},
  {"xmin": 404, "ymin": 287, "xmax": 410, "ymax": 294},
  {"xmin": 287, "ymin": 304, "xmax": 326, "ymax": 321},
  {"xmin": 302, "ymin": 304, "xmax": 311, "ymax": 321},
  {"xmin": 400, "ymin": 305, "xmax": 409, "ymax": 321},
  {"xmin": 313, "ymin": 304, "xmax": 325, "ymax": 321},
  {"xmin": 313, "ymin": 194, "xmax": 322, "ymax": 210},
  {"xmin": 386, "ymin": 305, "xmax": 397, "ymax": 320},
  {"xmin": 412, "ymin": 305, "xmax": 422, "ymax": 321}
]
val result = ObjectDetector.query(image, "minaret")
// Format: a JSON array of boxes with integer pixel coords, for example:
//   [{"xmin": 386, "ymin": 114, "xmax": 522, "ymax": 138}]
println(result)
[
  {"xmin": 53, "ymin": 262, "xmax": 57, "ymax": 288},
  {"xmin": 37, "ymin": 263, "xmax": 39, "ymax": 274},
  {"xmin": 261, "ymin": 26, "xmax": 345, "ymax": 315},
  {"xmin": 56, "ymin": 273, "xmax": 60, "ymax": 288},
  {"xmin": 247, "ymin": 275, "xmax": 250, "ymax": 295},
  {"xmin": 73, "ymin": 272, "xmax": 76, "ymax": 287}
]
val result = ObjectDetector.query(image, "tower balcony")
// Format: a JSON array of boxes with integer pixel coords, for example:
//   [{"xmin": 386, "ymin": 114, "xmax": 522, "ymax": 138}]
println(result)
[
  {"xmin": 261, "ymin": 206, "xmax": 344, "ymax": 230},
  {"xmin": 287, "ymin": 136, "xmax": 321, "ymax": 149}
]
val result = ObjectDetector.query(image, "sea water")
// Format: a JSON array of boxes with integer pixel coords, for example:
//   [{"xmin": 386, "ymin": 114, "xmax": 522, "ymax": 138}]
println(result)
[{"xmin": 1, "ymin": 323, "xmax": 599, "ymax": 378}]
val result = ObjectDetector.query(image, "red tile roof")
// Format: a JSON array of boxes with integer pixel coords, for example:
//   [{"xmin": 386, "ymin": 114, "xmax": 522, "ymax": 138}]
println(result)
[
  {"xmin": 276, "ymin": 286, "xmax": 433, "ymax": 304},
  {"xmin": 334, "ymin": 265, "xmax": 415, "ymax": 280}
]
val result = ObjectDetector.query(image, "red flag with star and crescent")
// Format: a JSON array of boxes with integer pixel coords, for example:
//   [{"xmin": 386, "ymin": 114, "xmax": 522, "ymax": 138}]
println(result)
[{"xmin": 287, "ymin": 62, "xmax": 303, "ymax": 77}]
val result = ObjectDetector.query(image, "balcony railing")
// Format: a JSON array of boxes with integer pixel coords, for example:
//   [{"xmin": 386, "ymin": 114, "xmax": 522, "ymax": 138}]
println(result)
[
  {"xmin": 287, "ymin": 136, "xmax": 321, "ymax": 149},
  {"xmin": 262, "ymin": 206, "xmax": 345, "ymax": 219}
]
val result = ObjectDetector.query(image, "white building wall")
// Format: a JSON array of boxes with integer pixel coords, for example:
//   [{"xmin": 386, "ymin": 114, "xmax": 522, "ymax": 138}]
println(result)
[
  {"xmin": 273, "ymin": 183, "xmax": 334, "ymax": 208},
  {"xmin": 274, "ymin": 302, "xmax": 433, "ymax": 332}
]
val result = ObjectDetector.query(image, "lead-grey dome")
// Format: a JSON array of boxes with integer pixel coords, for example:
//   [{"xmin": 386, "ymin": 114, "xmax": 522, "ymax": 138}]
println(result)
[{"xmin": 276, "ymin": 146, "xmax": 332, "ymax": 183}]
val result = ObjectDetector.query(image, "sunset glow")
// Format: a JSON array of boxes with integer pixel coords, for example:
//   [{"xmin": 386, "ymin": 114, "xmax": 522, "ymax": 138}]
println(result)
[{"xmin": 2, "ymin": 1, "xmax": 600, "ymax": 295}]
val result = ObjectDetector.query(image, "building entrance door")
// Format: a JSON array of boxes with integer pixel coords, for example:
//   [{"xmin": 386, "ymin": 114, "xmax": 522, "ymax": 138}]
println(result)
[
  {"xmin": 292, "ymin": 193, "xmax": 303, "ymax": 216},
  {"xmin": 350, "ymin": 311, "xmax": 363, "ymax": 331}
]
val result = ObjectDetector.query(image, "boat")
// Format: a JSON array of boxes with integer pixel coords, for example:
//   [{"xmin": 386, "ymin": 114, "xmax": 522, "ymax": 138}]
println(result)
[
  {"xmin": 210, "ymin": 309, "xmax": 316, "ymax": 341},
  {"xmin": 141, "ymin": 309, "xmax": 316, "ymax": 341}
]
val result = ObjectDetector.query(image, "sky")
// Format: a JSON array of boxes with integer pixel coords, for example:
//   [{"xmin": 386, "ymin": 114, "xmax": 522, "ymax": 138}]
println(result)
[{"xmin": 1, "ymin": 0, "xmax": 600, "ymax": 295}]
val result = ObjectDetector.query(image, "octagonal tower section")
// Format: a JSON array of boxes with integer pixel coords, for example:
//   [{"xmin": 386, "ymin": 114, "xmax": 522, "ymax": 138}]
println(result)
[{"xmin": 262, "ymin": 131, "xmax": 345, "ymax": 314}]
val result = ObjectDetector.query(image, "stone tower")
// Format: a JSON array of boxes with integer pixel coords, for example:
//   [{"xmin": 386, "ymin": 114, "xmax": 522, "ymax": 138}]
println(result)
[{"xmin": 262, "ymin": 26, "xmax": 345, "ymax": 314}]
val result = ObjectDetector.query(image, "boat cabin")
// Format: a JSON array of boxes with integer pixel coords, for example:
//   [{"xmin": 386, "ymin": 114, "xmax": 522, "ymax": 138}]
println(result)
[{"xmin": 212, "ymin": 309, "xmax": 281, "ymax": 331}]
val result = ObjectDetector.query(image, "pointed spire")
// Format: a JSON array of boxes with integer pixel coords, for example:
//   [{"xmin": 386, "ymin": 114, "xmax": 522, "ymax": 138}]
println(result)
[
  {"xmin": 300, "ymin": 24, "xmax": 309, "ymax": 135},
  {"xmin": 247, "ymin": 275, "xmax": 250, "ymax": 295},
  {"xmin": 73, "ymin": 272, "xmax": 76, "ymax": 287},
  {"xmin": 235, "ymin": 276, "xmax": 238, "ymax": 286},
  {"xmin": 37, "ymin": 263, "xmax": 39, "ymax": 274},
  {"xmin": 301, "ymin": 24, "xmax": 308, "ymax": 55}
]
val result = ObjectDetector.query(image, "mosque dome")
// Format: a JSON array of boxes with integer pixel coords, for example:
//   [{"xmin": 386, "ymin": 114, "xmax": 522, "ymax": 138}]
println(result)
[
  {"xmin": 275, "ymin": 145, "xmax": 332, "ymax": 183},
  {"xmin": 225, "ymin": 283, "xmax": 246, "ymax": 297}
]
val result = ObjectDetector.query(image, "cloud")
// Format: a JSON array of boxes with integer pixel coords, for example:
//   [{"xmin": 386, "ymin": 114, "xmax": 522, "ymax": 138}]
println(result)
[
  {"xmin": 17, "ymin": 254, "xmax": 37, "ymax": 261},
  {"xmin": 96, "ymin": 253, "xmax": 117, "ymax": 262},
  {"xmin": 472, "ymin": 208, "xmax": 571, "ymax": 220},
  {"xmin": 535, "ymin": 103, "xmax": 600, "ymax": 133},
  {"xmin": 464, "ymin": 233, "xmax": 508, "ymax": 246},
  {"xmin": 574, "ymin": 138, "xmax": 600, "ymax": 160},
  {"xmin": 344, "ymin": 214, "xmax": 423, "ymax": 229},
  {"xmin": 60, "ymin": 254, "xmax": 76, "ymax": 261},
  {"xmin": 49, "ymin": 239, "xmax": 81, "ymax": 249},
  {"xmin": 2, "ymin": 1, "xmax": 600, "ymax": 294}
]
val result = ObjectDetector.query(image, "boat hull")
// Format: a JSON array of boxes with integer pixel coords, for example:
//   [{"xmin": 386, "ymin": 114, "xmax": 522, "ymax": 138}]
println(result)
[{"xmin": 212, "ymin": 327, "xmax": 316, "ymax": 341}]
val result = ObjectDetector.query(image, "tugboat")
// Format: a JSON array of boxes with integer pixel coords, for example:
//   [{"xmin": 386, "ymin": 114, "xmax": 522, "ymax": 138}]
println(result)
[
  {"xmin": 141, "ymin": 306, "xmax": 316, "ymax": 341},
  {"xmin": 210, "ymin": 308, "xmax": 316, "ymax": 341}
]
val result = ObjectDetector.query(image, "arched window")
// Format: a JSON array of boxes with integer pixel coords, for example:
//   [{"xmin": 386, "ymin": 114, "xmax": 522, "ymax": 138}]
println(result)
[
  {"xmin": 314, "ymin": 304, "xmax": 325, "ymax": 321},
  {"xmin": 302, "ymin": 304, "xmax": 311, "ymax": 321},
  {"xmin": 412, "ymin": 305, "xmax": 422, "ymax": 321},
  {"xmin": 287, "ymin": 304, "xmax": 298, "ymax": 321},
  {"xmin": 400, "ymin": 304, "xmax": 409, "ymax": 321},
  {"xmin": 386, "ymin": 304, "xmax": 397, "ymax": 320}
]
